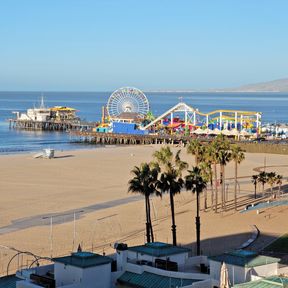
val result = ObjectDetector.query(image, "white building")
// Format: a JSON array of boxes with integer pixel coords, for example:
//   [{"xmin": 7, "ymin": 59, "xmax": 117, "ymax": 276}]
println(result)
[
  {"xmin": 17, "ymin": 107, "xmax": 51, "ymax": 122},
  {"xmin": 2, "ymin": 244, "xmax": 283, "ymax": 288},
  {"xmin": 115, "ymin": 242, "xmax": 213, "ymax": 287},
  {"xmin": 16, "ymin": 251, "xmax": 113, "ymax": 288},
  {"xmin": 209, "ymin": 250, "xmax": 280, "ymax": 286}
]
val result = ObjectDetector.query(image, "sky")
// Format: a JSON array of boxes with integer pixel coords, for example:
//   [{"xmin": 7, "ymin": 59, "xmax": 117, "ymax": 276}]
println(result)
[{"xmin": 0, "ymin": 0, "xmax": 288, "ymax": 91}]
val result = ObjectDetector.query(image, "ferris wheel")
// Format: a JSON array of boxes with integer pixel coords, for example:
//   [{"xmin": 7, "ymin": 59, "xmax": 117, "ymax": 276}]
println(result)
[{"xmin": 107, "ymin": 87, "xmax": 149, "ymax": 118}]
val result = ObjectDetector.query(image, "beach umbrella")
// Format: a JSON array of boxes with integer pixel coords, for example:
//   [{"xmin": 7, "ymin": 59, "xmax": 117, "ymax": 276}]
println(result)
[
  {"xmin": 193, "ymin": 128, "xmax": 206, "ymax": 135},
  {"xmin": 209, "ymin": 128, "xmax": 221, "ymax": 135},
  {"xmin": 222, "ymin": 129, "xmax": 232, "ymax": 136},
  {"xmin": 204, "ymin": 128, "xmax": 213, "ymax": 135},
  {"xmin": 240, "ymin": 130, "xmax": 251, "ymax": 136},
  {"xmin": 230, "ymin": 129, "xmax": 240, "ymax": 136},
  {"xmin": 220, "ymin": 262, "xmax": 230, "ymax": 288}
]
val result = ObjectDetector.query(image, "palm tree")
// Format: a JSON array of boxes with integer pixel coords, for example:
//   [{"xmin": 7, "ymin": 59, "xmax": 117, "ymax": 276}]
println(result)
[
  {"xmin": 198, "ymin": 160, "xmax": 211, "ymax": 210},
  {"xmin": 128, "ymin": 162, "xmax": 160, "ymax": 243},
  {"xmin": 231, "ymin": 145, "xmax": 245, "ymax": 210},
  {"xmin": 187, "ymin": 139, "xmax": 202, "ymax": 165},
  {"xmin": 203, "ymin": 145, "xmax": 215, "ymax": 211},
  {"xmin": 257, "ymin": 171, "xmax": 268, "ymax": 197},
  {"xmin": 275, "ymin": 174, "xmax": 283, "ymax": 198},
  {"xmin": 251, "ymin": 175, "xmax": 258, "ymax": 199},
  {"xmin": 153, "ymin": 146, "xmax": 188, "ymax": 246},
  {"xmin": 209, "ymin": 142, "xmax": 219, "ymax": 213},
  {"xmin": 185, "ymin": 166, "xmax": 207, "ymax": 255},
  {"xmin": 267, "ymin": 172, "xmax": 277, "ymax": 198},
  {"xmin": 213, "ymin": 135, "xmax": 231, "ymax": 210}
]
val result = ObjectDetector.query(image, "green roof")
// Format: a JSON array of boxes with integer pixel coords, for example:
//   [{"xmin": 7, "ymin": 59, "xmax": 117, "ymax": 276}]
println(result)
[
  {"xmin": 233, "ymin": 276, "xmax": 288, "ymax": 287},
  {"xmin": 0, "ymin": 275, "xmax": 19, "ymax": 288},
  {"xmin": 117, "ymin": 271, "xmax": 199, "ymax": 288},
  {"xmin": 53, "ymin": 251, "xmax": 112, "ymax": 268},
  {"xmin": 209, "ymin": 250, "xmax": 280, "ymax": 268},
  {"xmin": 128, "ymin": 242, "xmax": 190, "ymax": 257}
]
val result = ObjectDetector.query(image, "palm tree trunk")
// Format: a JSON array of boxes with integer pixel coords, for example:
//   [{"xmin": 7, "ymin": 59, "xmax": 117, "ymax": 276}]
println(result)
[
  {"xmin": 214, "ymin": 163, "xmax": 218, "ymax": 213},
  {"xmin": 145, "ymin": 196, "xmax": 151, "ymax": 243},
  {"xmin": 254, "ymin": 183, "xmax": 257, "ymax": 199},
  {"xmin": 234, "ymin": 162, "xmax": 238, "ymax": 211},
  {"xmin": 204, "ymin": 188, "xmax": 207, "ymax": 210},
  {"xmin": 147, "ymin": 197, "xmax": 154, "ymax": 242},
  {"xmin": 278, "ymin": 184, "xmax": 281, "ymax": 197},
  {"xmin": 169, "ymin": 190, "xmax": 177, "ymax": 246},
  {"xmin": 196, "ymin": 191, "xmax": 201, "ymax": 256},
  {"xmin": 220, "ymin": 164, "xmax": 225, "ymax": 210},
  {"xmin": 210, "ymin": 177, "xmax": 214, "ymax": 211}
]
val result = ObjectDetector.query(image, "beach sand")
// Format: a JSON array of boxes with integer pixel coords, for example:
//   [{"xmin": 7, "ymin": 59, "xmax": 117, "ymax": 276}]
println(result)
[{"xmin": 0, "ymin": 145, "xmax": 287, "ymax": 275}]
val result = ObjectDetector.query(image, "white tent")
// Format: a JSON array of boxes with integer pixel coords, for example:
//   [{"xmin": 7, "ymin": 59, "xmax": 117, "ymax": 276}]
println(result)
[
  {"xmin": 209, "ymin": 128, "xmax": 221, "ymax": 135},
  {"xmin": 221, "ymin": 129, "xmax": 232, "ymax": 136},
  {"xmin": 240, "ymin": 130, "xmax": 251, "ymax": 136},
  {"xmin": 230, "ymin": 129, "xmax": 240, "ymax": 136},
  {"xmin": 193, "ymin": 128, "xmax": 206, "ymax": 135}
]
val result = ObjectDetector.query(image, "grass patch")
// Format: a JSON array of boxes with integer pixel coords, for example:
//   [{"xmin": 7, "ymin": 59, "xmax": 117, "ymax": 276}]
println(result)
[{"xmin": 264, "ymin": 233, "xmax": 288, "ymax": 253}]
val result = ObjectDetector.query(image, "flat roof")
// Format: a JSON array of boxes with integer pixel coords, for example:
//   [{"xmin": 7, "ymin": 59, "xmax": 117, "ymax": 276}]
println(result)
[
  {"xmin": 0, "ymin": 275, "xmax": 19, "ymax": 288},
  {"xmin": 128, "ymin": 242, "xmax": 190, "ymax": 257},
  {"xmin": 117, "ymin": 271, "xmax": 199, "ymax": 288},
  {"xmin": 53, "ymin": 251, "xmax": 112, "ymax": 269},
  {"xmin": 233, "ymin": 276, "xmax": 288, "ymax": 287},
  {"xmin": 209, "ymin": 250, "xmax": 280, "ymax": 268}
]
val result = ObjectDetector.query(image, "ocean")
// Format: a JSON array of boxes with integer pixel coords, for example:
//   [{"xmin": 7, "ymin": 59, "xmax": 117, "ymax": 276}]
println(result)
[{"xmin": 0, "ymin": 91, "xmax": 287, "ymax": 154}]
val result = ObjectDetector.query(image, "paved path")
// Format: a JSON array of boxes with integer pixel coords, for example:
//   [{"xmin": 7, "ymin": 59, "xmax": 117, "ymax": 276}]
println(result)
[{"xmin": 0, "ymin": 195, "xmax": 142, "ymax": 235}]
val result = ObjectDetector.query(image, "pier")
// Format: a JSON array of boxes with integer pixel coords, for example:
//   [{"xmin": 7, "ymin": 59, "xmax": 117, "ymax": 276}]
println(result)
[
  {"xmin": 9, "ymin": 119, "xmax": 95, "ymax": 131},
  {"xmin": 70, "ymin": 131, "xmax": 190, "ymax": 145}
]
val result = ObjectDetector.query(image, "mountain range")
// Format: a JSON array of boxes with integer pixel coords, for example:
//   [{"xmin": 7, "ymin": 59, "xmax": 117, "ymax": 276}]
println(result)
[{"xmin": 223, "ymin": 78, "xmax": 288, "ymax": 92}]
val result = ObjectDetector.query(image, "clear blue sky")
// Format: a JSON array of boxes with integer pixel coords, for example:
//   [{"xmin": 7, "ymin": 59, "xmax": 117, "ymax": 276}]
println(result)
[{"xmin": 0, "ymin": 0, "xmax": 287, "ymax": 91}]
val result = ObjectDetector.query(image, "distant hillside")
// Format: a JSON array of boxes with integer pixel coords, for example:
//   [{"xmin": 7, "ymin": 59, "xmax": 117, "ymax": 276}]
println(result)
[{"xmin": 227, "ymin": 78, "xmax": 288, "ymax": 92}]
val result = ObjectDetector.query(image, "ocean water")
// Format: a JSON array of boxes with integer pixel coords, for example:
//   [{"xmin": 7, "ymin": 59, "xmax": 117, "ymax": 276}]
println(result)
[{"xmin": 0, "ymin": 91, "xmax": 287, "ymax": 154}]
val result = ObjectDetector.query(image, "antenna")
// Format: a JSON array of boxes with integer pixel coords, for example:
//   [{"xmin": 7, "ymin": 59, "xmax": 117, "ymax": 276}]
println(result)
[{"xmin": 40, "ymin": 93, "xmax": 45, "ymax": 109}]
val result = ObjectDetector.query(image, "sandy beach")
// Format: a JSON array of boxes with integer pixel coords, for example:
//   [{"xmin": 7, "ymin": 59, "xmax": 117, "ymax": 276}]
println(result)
[{"xmin": 0, "ymin": 145, "xmax": 287, "ymax": 275}]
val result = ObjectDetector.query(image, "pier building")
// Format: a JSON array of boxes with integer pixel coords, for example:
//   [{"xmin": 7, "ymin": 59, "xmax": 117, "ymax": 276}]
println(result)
[{"xmin": 9, "ymin": 98, "xmax": 92, "ymax": 132}]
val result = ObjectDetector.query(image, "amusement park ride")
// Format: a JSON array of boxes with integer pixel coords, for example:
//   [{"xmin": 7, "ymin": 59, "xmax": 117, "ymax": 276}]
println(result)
[{"xmin": 99, "ymin": 87, "xmax": 261, "ymax": 137}]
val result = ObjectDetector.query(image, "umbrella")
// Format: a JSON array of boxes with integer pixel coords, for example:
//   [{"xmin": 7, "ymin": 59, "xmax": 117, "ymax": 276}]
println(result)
[
  {"xmin": 209, "ymin": 128, "xmax": 221, "ymax": 135},
  {"xmin": 240, "ymin": 130, "xmax": 251, "ymax": 137},
  {"xmin": 193, "ymin": 128, "xmax": 206, "ymax": 134},
  {"xmin": 204, "ymin": 128, "xmax": 213, "ymax": 135},
  {"xmin": 221, "ymin": 129, "xmax": 232, "ymax": 136},
  {"xmin": 220, "ymin": 262, "xmax": 230, "ymax": 288},
  {"xmin": 230, "ymin": 129, "xmax": 240, "ymax": 136}
]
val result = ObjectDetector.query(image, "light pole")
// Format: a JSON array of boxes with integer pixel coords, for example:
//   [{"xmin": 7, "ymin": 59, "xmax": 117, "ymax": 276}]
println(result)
[
  {"xmin": 72, "ymin": 210, "xmax": 84, "ymax": 252},
  {"xmin": 42, "ymin": 210, "xmax": 84, "ymax": 257},
  {"xmin": 42, "ymin": 216, "xmax": 53, "ymax": 258}
]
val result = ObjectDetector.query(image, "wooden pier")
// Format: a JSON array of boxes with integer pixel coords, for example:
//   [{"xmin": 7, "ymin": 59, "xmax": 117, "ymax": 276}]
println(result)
[
  {"xmin": 70, "ymin": 131, "xmax": 191, "ymax": 145},
  {"xmin": 9, "ymin": 119, "xmax": 95, "ymax": 131}
]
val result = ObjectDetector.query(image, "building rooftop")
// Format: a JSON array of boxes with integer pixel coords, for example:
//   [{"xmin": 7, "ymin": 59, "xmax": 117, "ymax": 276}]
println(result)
[
  {"xmin": 128, "ymin": 242, "xmax": 190, "ymax": 257},
  {"xmin": 113, "ymin": 112, "xmax": 144, "ymax": 120},
  {"xmin": 209, "ymin": 250, "xmax": 280, "ymax": 268},
  {"xmin": 0, "ymin": 274, "xmax": 19, "ymax": 288},
  {"xmin": 52, "ymin": 251, "xmax": 112, "ymax": 268},
  {"xmin": 233, "ymin": 276, "xmax": 288, "ymax": 287},
  {"xmin": 117, "ymin": 271, "xmax": 199, "ymax": 288}
]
